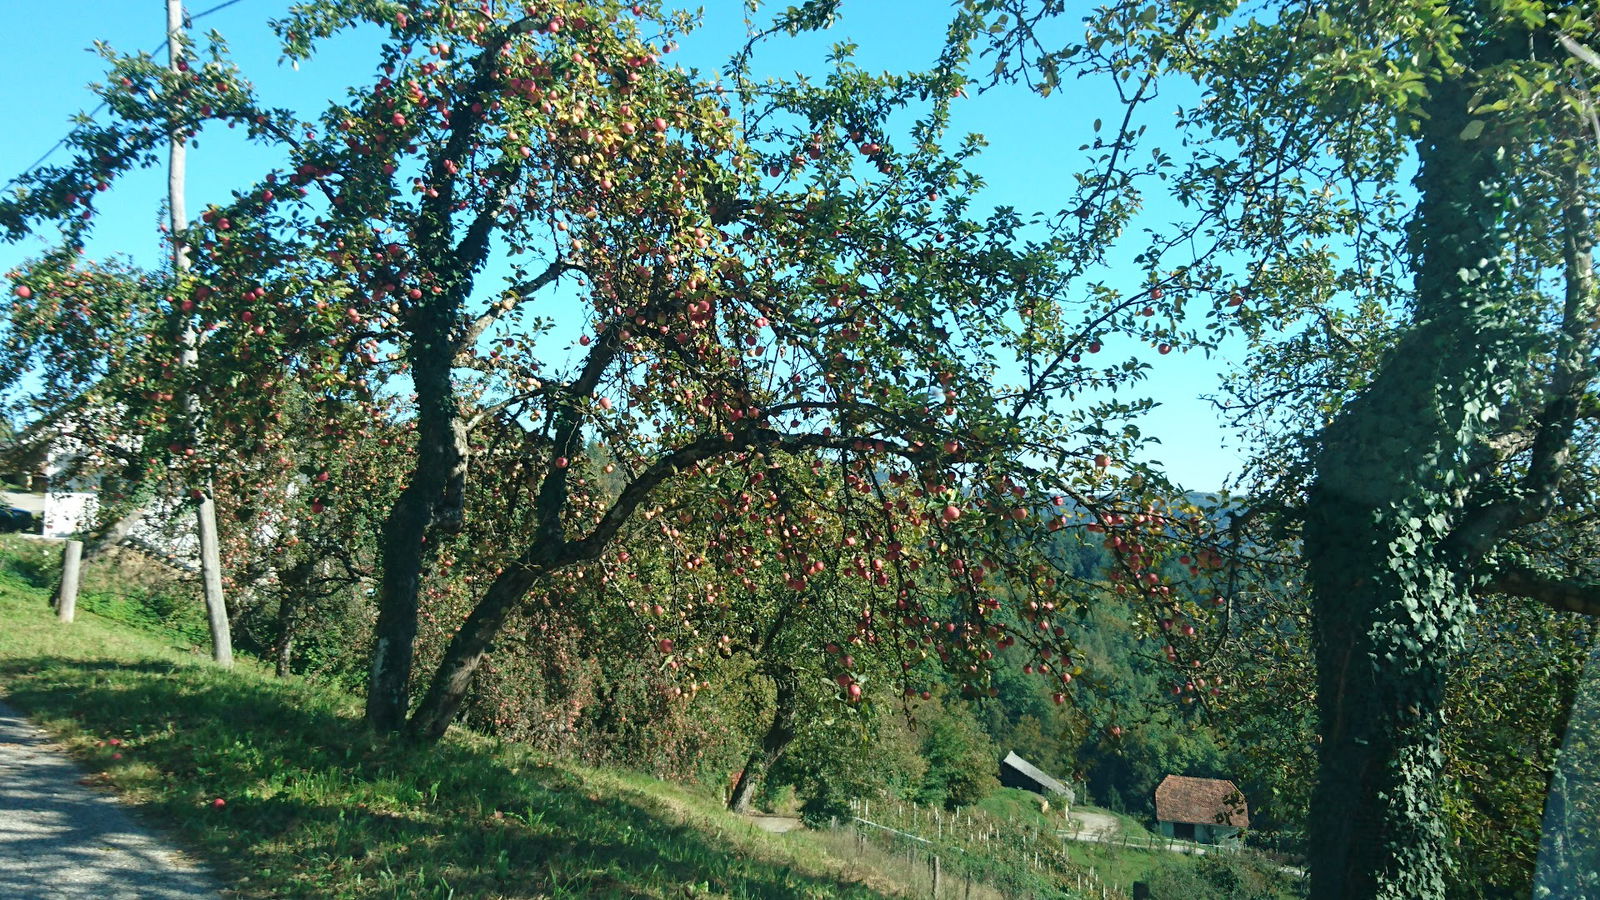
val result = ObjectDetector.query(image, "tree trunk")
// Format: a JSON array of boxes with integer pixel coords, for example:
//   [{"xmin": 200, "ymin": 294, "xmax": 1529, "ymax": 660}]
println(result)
[
  {"xmin": 81, "ymin": 506, "xmax": 142, "ymax": 562},
  {"xmin": 275, "ymin": 629, "xmax": 295, "ymax": 678},
  {"xmin": 728, "ymin": 668, "xmax": 800, "ymax": 813},
  {"xmin": 406, "ymin": 400, "xmax": 589, "ymax": 742},
  {"xmin": 407, "ymin": 563, "xmax": 540, "ymax": 741},
  {"xmin": 273, "ymin": 560, "xmax": 312, "ymax": 678},
  {"xmin": 365, "ymin": 339, "xmax": 468, "ymax": 733},
  {"xmin": 1304, "ymin": 54, "xmax": 1518, "ymax": 899}
]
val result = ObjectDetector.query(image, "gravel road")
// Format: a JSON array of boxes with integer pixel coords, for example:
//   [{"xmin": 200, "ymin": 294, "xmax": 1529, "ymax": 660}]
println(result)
[{"xmin": 0, "ymin": 699, "xmax": 221, "ymax": 899}]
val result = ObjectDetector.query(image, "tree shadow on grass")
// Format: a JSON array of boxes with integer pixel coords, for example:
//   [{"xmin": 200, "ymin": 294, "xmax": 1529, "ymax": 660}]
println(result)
[{"xmin": 0, "ymin": 656, "xmax": 881, "ymax": 899}]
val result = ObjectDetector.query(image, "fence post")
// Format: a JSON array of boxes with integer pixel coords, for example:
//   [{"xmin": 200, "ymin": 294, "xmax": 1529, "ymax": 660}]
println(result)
[
  {"xmin": 931, "ymin": 853, "xmax": 941, "ymax": 898},
  {"xmin": 56, "ymin": 540, "xmax": 83, "ymax": 623}
]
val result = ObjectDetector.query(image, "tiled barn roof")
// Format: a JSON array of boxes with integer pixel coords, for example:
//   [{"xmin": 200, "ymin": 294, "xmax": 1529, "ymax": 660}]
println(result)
[{"xmin": 1154, "ymin": 775, "xmax": 1249, "ymax": 828}]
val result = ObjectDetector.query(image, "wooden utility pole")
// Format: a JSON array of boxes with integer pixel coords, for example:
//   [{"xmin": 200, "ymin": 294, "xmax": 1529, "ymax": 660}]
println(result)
[
  {"xmin": 56, "ymin": 540, "xmax": 83, "ymax": 623},
  {"xmin": 168, "ymin": 0, "xmax": 232, "ymax": 667}
]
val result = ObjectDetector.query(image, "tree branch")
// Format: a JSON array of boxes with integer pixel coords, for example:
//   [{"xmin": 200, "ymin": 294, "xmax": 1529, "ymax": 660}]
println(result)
[
  {"xmin": 455, "ymin": 256, "xmax": 570, "ymax": 354},
  {"xmin": 1448, "ymin": 175, "xmax": 1599, "ymax": 560},
  {"xmin": 1480, "ymin": 564, "xmax": 1600, "ymax": 617}
]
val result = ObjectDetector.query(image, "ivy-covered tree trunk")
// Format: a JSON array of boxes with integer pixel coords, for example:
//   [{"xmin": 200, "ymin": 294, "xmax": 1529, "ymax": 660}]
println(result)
[
  {"xmin": 1303, "ymin": 51, "xmax": 1520, "ymax": 900},
  {"xmin": 728, "ymin": 669, "xmax": 800, "ymax": 814}
]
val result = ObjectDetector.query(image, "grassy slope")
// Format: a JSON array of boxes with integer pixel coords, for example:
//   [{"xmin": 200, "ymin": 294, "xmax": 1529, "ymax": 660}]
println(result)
[
  {"xmin": 0, "ymin": 537, "xmax": 899, "ymax": 899},
  {"xmin": 974, "ymin": 788, "xmax": 1299, "ymax": 897}
]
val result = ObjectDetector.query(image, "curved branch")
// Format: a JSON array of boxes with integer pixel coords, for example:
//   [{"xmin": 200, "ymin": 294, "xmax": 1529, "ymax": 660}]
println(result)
[{"xmin": 1480, "ymin": 564, "xmax": 1600, "ymax": 617}]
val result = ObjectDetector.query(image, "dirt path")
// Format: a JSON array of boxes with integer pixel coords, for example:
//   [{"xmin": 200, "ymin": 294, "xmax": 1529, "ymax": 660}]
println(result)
[
  {"xmin": 746, "ymin": 814, "xmax": 804, "ymax": 833},
  {"xmin": 1063, "ymin": 809, "xmax": 1122, "ymax": 840},
  {"xmin": 0, "ymin": 699, "xmax": 221, "ymax": 899}
]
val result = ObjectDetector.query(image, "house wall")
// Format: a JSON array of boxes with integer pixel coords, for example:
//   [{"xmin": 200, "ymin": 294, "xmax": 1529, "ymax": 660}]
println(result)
[
  {"xmin": 43, "ymin": 491, "xmax": 98, "ymax": 538},
  {"xmin": 998, "ymin": 767, "xmax": 1036, "ymax": 794},
  {"xmin": 998, "ymin": 766, "xmax": 1072, "ymax": 803},
  {"xmin": 1196, "ymin": 824, "xmax": 1241, "ymax": 846},
  {"xmin": 1159, "ymin": 820, "xmax": 1242, "ymax": 845}
]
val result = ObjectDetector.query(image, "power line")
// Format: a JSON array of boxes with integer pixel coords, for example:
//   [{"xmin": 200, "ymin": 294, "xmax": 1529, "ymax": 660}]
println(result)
[{"xmin": 1, "ymin": 0, "xmax": 250, "ymax": 194}]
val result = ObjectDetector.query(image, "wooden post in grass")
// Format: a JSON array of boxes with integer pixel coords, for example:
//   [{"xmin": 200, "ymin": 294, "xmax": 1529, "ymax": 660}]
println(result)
[
  {"xmin": 930, "ymin": 853, "xmax": 941, "ymax": 897},
  {"xmin": 56, "ymin": 540, "xmax": 82, "ymax": 622}
]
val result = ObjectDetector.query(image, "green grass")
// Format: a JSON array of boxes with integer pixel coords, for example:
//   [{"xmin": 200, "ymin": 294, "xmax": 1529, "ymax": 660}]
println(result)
[
  {"xmin": 0, "ymin": 536, "xmax": 902, "ymax": 899},
  {"xmin": 974, "ymin": 787, "xmax": 1066, "ymax": 829},
  {"xmin": 968, "ymin": 787, "xmax": 1300, "ymax": 898},
  {"xmin": 0, "ymin": 536, "xmax": 209, "ymax": 646},
  {"xmin": 1064, "ymin": 841, "xmax": 1178, "ymax": 890}
]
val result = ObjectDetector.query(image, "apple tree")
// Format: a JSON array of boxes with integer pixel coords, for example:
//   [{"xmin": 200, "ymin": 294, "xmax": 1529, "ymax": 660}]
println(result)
[{"xmin": 1, "ymin": 0, "xmax": 1224, "ymax": 747}]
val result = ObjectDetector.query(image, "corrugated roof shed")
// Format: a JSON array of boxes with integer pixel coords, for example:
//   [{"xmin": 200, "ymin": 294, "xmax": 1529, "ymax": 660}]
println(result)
[
  {"xmin": 1154, "ymin": 775, "xmax": 1249, "ymax": 827},
  {"xmin": 1000, "ymin": 752, "xmax": 1071, "ymax": 797}
]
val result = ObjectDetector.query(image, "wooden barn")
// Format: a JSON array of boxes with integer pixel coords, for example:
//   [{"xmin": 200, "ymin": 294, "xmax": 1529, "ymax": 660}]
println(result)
[
  {"xmin": 998, "ymin": 752, "xmax": 1074, "ymax": 804},
  {"xmin": 1153, "ymin": 775, "xmax": 1249, "ymax": 845}
]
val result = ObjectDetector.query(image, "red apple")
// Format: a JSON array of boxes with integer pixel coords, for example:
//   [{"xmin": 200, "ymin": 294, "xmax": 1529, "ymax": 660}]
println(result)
[{"xmin": 13, "ymin": 285, "xmax": 32, "ymax": 299}]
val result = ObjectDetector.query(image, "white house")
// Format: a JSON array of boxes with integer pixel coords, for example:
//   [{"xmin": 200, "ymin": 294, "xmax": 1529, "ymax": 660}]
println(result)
[{"xmin": 7, "ymin": 409, "xmax": 197, "ymax": 556}]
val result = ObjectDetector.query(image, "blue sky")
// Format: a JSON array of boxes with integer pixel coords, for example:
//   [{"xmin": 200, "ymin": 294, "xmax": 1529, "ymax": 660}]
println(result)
[{"xmin": 0, "ymin": 1, "xmax": 1253, "ymax": 490}]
